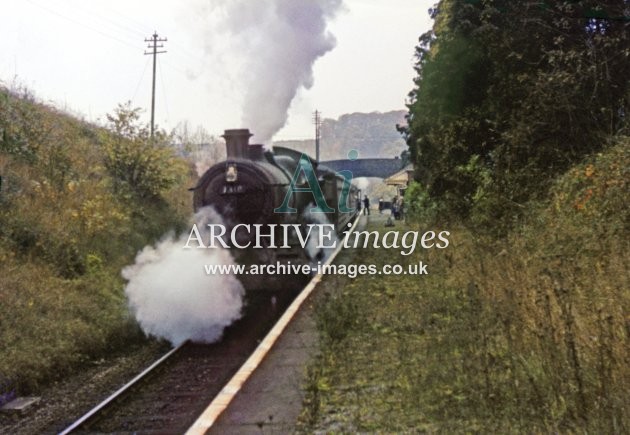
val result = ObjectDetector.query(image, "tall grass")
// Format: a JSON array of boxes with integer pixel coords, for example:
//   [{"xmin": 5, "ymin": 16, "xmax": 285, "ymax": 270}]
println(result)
[
  {"xmin": 0, "ymin": 86, "xmax": 193, "ymax": 398},
  {"xmin": 460, "ymin": 140, "xmax": 629, "ymax": 431},
  {"xmin": 299, "ymin": 139, "xmax": 628, "ymax": 432}
]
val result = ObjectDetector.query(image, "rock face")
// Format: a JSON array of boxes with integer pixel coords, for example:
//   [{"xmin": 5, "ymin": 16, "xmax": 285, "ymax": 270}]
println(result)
[{"xmin": 274, "ymin": 110, "xmax": 407, "ymax": 160}]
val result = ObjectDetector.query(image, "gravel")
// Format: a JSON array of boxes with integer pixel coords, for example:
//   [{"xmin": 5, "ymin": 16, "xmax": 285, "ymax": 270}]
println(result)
[{"xmin": 0, "ymin": 339, "xmax": 170, "ymax": 435}]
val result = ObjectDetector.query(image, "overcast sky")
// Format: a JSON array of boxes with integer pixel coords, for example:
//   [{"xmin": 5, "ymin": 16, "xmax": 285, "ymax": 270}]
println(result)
[{"xmin": 0, "ymin": 0, "xmax": 434, "ymax": 141}]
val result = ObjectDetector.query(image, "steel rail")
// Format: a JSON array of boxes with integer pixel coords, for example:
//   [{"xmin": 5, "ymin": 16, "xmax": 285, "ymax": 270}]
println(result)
[
  {"xmin": 58, "ymin": 340, "xmax": 188, "ymax": 434},
  {"xmin": 60, "ymin": 215, "xmax": 360, "ymax": 434},
  {"xmin": 186, "ymin": 215, "xmax": 362, "ymax": 434}
]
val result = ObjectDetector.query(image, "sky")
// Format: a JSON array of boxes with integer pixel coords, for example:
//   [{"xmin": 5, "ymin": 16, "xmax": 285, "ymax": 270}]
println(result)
[{"xmin": 0, "ymin": 0, "xmax": 434, "ymax": 142}]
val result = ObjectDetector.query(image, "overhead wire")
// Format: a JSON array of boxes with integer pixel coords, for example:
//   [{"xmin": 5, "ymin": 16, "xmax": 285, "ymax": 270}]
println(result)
[
  {"xmin": 131, "ymin": 56, "xmax": 151, "ymax": 105},
  {"xmin": 83, "ymin": 1, "xmax": 209, "ymax": 66},
  {"xmin": 157, "ymin": 56, "xmax": 170, "ymax": 123},
  {"xmin": 98, "ymin": 3, "xmax": 156, "ymax": 35},
  {"xmin": 22, "ymin": 1, "xmax": 382, "ymax": 140},
  {"xmin": 31, "ymin": 0, "xmax": 207, "ymax": 72},
  {"xmin": 59, "ymin": 0, "xmax": 147, "ymax": 39},
  {"xmin": 24, "ymin": 0, "xmax": 143, "ymax": 52}
]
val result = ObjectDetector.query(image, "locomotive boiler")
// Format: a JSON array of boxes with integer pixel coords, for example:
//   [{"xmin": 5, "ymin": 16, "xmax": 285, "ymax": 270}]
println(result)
[{"xmin": 192, "ymin": 129, "xmax": 360, "ymax": 288}]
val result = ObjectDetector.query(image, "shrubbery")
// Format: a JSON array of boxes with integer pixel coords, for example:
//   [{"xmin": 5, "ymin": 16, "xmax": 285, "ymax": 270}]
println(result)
[
  {"xmin": 302, "ymin": 141, "xmax": 629, "ymax": 431},
  {"xmin": 103, "ymin": 102, "xmax": 187, "ymax": 198},
  {"xmin": 401, "ymin": 0, "xmax": 629, "ymax": 231},
  {"xmin": 0, "ymin": 86, "xmax": 192, "ymax": 396},
  {"xmin": 396, "ymin": 5, "xmax": 629, "ymax": 424},
  {"xmin": 452, "ymin": 138, "xmax": 630, "ymax": 431},
  {"xmin": 307, "ymin": 2, "xmax": 630, "ymax": 427}
]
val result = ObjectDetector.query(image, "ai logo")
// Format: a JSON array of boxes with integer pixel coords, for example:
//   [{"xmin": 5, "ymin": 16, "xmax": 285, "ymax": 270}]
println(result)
[{"xmin": 274, "ymin": 150, "xmax": 358, "ymax": 214}]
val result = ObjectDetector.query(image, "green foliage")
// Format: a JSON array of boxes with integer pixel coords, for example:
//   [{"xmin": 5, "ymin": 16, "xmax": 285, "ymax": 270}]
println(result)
[
  {"xmin": 548, "ymin": 137, "xmax": 629, "ymax": 235},
  {"xmin": 0, "ymin": 87, "xmax": 45, "ymax": 163},
  {"xmin": 316, "ymin": 290, "xmax": 358, "ymax": 343},
  {"xmin": 0, "ymin": 87, "xmax": 192, "ymax": 396},
  {"xmin": 103, "ymin": 102, "xmax": 187, "ymax": 198},
  {"xmin": 403, "ymin": 180, "xmax": 440, "ymax": 223},
  {"xmin": 0, "ymin": 254, "xmax": 143, "ymax": 393},
  {"xmin": 401, "ymin": 0, "xmax": 630, "ymax": 229},
  {"xmin": 300, "ymin": 142, "xmax": 629, "ymax": 431}
]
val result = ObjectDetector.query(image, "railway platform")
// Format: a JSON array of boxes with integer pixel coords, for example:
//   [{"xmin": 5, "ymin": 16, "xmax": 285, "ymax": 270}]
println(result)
[
  {"xmin": 208, "ymin": 290, "xmax": 319, "ymax": 433},
  {"xmin": 198, "ymin": 213, "xmax": 385, "ymax": 434}
]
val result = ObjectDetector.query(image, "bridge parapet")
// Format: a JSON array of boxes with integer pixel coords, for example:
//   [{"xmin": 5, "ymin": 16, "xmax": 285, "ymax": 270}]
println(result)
[{"xmin": 320, "ymin": 158, "xmax": 405, "ymax": 179}]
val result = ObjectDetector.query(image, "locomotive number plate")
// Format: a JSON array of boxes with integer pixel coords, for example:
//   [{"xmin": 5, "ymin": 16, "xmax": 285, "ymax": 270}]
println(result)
[{"xmin": 221, "ymin": 185, "xmax": 245, "ymax": 194}]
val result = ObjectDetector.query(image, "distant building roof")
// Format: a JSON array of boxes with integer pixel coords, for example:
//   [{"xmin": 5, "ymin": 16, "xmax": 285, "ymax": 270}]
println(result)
[{"xmin": 384, "ymin": 164, "xmax": 413, "ymax": 186}]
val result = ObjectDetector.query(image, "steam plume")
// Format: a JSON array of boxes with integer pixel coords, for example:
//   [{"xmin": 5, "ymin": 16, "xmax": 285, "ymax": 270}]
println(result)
[
  {"xmin": 197, "ymin": 0, "xmax": 344, "ymax": 143},
  {"xmin": 304, "ymin": 206, "xmax": 338, "ymax": 262},
  {"xmin": 352, "ymin": 177, "xmax": 370, "ymax": 191},
  {"xmin": 123, "ymin": 207, "xmax": 244, "ymax": 345}
]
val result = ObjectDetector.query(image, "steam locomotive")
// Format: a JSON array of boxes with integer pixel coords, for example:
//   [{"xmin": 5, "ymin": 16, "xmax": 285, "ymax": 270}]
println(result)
[{"xmin": 192, "ymin": 129, "xmax": 360, "ymax": 288}]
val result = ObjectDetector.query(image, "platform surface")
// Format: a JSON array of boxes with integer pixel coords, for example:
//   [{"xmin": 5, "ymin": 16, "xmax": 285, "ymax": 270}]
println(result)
[
  {"xmin": 208, "ymin": 214, "xmax": 379, "ymax": 434},
  {"xmin": 208, "ymin": 301, "xmax": 318, "ymax": 434}
]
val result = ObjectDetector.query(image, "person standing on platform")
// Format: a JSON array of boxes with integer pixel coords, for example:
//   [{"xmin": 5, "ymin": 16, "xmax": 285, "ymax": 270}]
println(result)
[
  {"xmin": 363, "ymin": 195, "xmax": 370, "ymax": 215},
  {"xmin": 392, "ymin": 196, "xmax": 399, "ymax": 219}
]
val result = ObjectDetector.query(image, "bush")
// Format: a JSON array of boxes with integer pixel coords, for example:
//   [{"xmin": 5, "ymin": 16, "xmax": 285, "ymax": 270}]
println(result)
[
  {"xmin": 300, "ymin": 138, "xmax": 629, "ymax": 432},
  {"xmin": 103, "ymin": 102, "xmax": 187, "ymax": 198},
  {"xmin": 0, "ymin": 87, "xmax": 192, "ymax": 396},
  {"xmin": 404, "ymin": 181, "xmax": 443, "ymax": 223}
]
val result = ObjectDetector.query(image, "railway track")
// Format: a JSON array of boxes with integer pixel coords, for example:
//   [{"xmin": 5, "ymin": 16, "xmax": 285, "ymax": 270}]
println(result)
[
  {"xmin": 58, "ymin": 342, "xmax": 185, "ymax": 434},
  {"xmin": 61, "ymin": 216, "xmax": 361, "ymax": 434},
  {"xmin": 59, "ymin": 290, "xmax": 297, "ymax": 434}
]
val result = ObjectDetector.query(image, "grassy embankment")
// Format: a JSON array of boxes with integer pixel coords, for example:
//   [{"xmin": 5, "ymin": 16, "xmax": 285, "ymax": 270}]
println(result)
[
  {"xmin": 298, "ymin": 139, "xmax": 629, "ymax": 432},
  {"xmin": 0, "ymin": 86, "xmax": 192, "ymax": 399}
]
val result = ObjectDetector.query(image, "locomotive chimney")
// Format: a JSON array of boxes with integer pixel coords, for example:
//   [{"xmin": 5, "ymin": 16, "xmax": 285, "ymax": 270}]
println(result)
[
  {"xmin": 248, "ymin": 144, "xmax": 265, "ymax": 161},
  {"xmin": 222, "ymin": 129, "xmax": 252, "ymax": 159}
]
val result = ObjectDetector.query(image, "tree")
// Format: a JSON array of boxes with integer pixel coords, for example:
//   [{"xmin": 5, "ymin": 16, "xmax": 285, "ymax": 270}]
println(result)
[
  {"xmin": 401, "ymin": 0, "xmax": 630, "ymax": 228},
  {"xmin": 103, "ymin": 102, "xmax": 185, "ymax": 198},
  {"xmin": 172, "ymin": 121, "xmax": 225, "ymax": 176}
]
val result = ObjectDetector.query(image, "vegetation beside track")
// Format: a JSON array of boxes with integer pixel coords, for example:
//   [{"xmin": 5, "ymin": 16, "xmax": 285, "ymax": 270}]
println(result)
[
  {"xmin": 298, "ymin": 141, "xmax": 629, "ymax": 433},
  {"xmin": 0, "ymin": 85, "xmax": 193, "ymax": 398},
  {"xmin": 297, "ymin": 2, "xmax": 628, "ymax": 431}
]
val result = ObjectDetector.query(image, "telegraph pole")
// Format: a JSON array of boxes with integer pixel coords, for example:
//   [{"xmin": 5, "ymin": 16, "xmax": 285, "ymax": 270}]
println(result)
[
  {"xmin": 144, "ymin": 32, "xmax": 167, "ymax": 138},
  {"xmin": 313, "ymin": 110, "xmax": 322, "ymax": 162}
]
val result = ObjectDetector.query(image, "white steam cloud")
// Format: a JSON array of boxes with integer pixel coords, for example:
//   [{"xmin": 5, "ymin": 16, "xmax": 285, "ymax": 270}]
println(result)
[
  {"xmin": 352, "ymin": 177, "xmax": 370, "ymax": 191},
  {"xmin": 123, "ymin": 207, "xmax": 244, "ymax": 346},
  {"xmin": 195, "ymin": 0, "xmax": 344, "ymax": 143},
  {"xmin": 304, "ymin": 206, "xmax": 338, "ymax": 263}
]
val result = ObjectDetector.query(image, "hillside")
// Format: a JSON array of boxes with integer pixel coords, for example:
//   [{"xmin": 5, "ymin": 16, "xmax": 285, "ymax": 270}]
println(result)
[
  {"xmin": 273, "ymin": 110, "xmax": 407, "ymax": 161},
  {"xmin": 295, "ymin": 1, "xmax": 630, "ymax": 432},
  {"xmin": 0, "ymin": 86, "xmax": 192, "ymax": 395},
  {"xmin": 300, "ymin": 138, "xmax": 630, "ymax": 433}
]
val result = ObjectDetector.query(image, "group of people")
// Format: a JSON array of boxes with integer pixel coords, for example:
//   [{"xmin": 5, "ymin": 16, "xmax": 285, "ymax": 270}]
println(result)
[
  {"xmin": 391, "ymin": 196, "xmax": 404, "ymax": 220},
  {"xmin": 357, "ymin": 195, "xmax": 404, "ymax": 219}
]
